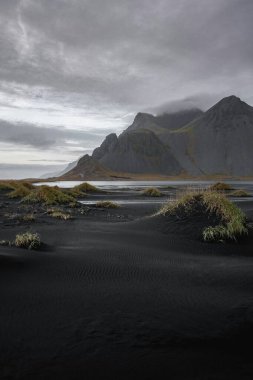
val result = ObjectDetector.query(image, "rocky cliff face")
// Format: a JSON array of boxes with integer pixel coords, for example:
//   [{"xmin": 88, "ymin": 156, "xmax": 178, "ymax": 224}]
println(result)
[
  {"xmin": 168, "ymin": 96, "xmax": 253, "ymax": 176},
  {"xmin": 91, "ymin": 108, "xmax": 202, "ymax": 175},
  {"xmin": 93, "ymin": 129, "xmax": 182, "ymax": 174},
  {"xmin": 92, "ymin": 133, "xmax": 118, "ymax": 161}
]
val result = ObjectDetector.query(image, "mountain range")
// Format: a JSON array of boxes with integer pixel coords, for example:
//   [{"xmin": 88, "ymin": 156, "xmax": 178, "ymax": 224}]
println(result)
[{"xmin": 60, "ymin": 95, "xmax": 253, "ymax": 180}]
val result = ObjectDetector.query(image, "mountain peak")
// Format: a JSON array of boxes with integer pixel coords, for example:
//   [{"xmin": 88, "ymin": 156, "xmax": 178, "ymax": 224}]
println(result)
[
  {"xmin": 125, "ymin": 112, "xmax": 156, "ymax": 133},
  {"xmin": 132, "ymin": 112, "xmax": 155, "ymax": 126},
  {"xmin": 134, "ymin": 112, "xmax": 154, "ymax": 121},
  {"xmin": 207, "ymin": 95, "xmax": 252, "ymax": 117},
  {"xmin": 92, "ymin": 133, "xmax": 118, "ymax": 161},
  {"xmin": 218, "ymin": 95, "xmax": 243, "ymax": 106},
  {"xmin": 223, "ymin": 95, "xmax": 241, "ymax": 101},
  {"xmin": 77, "ymin": 154, "xmax": 92, "ymax": 165}
]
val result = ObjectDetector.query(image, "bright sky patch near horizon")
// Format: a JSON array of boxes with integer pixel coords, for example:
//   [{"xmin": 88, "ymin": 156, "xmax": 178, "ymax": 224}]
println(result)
[{"xmin": 0, "ymin": 0, "xmax": 252, "ymax": 178}]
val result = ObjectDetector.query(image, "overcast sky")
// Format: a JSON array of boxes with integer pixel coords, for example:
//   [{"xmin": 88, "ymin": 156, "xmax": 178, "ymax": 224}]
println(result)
[{"xmin": 0, "ymin": 0, "xmax": 253, "ymax": 178}]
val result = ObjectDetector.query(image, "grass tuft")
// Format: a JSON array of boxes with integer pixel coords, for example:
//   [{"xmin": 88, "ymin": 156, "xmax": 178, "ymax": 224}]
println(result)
[
  {"xmin": 159, "ymin": 190, "xmax": 248, "ymax": 242},
  {"xmin": 66, "ymin": 189, "xmax": 87, "ymax": 198},
  {"xmin": 0, "ymin": 240, "xmax": 11, "ymax": 246},
  {"xmin": 210, "ymin": 182, "xmax": 232, "ymax": 191},
  {"xmin": 48, "ymin": 210, "xmax": 72, "ymax": 220},
  {"xmin": 64, "ymin": 182, "xmax": 100, "ymax": 198},
  {"xmin": 142, "ymin": 187, "xmax": 162, "ymax": 197},
  {"xmin": 0, "ymin": 181, "xmax": 16, "ymax": 191},
  {"xmin": 8, "ymin": 184, "xmax": 32, "ymax": 199},
  {"xmin": 22, "ymin": 214, "xmax": 35, "ymax": 222},
  {"xmin": 230, "ymin": 189, "xmax": 250, "ymax": 197},
  {"xmin": 72, "ymin": 182, "xmax": 99, "ymax": 193},
  {"xmin": 0, "ymin": 181, "xmax": 35, "ymax": 198},
  {"xmin": 96, "ymin": 201, "xmax": 119, "ymax": 209},
  {"xmin": 14, "ymin": 232, "xmax": 41, "ymax": 250}
]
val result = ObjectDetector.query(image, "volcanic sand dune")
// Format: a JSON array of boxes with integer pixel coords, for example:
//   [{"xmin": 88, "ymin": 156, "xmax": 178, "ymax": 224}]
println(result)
[{"xmin": 1, "ymin": 200, "xmax": 253, "ymax": 379}]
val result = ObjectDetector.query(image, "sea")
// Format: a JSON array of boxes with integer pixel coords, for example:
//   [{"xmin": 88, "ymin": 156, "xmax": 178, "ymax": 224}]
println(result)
[{"xmin": 33, "ymin": 180, "xmax": 253, "ymax": 205}]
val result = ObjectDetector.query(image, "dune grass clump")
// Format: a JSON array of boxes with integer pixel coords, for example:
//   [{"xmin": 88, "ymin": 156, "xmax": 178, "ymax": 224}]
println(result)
[
  {"xmin": 159, "ymin": 190, "xmax": 248, "ymax": 242},
  {"xmin": 230, "ymin": 189, "xmax": 250, "ymax": 197},
  {"xmin": 14, "ymin": 232, "xmax": 41, "ymax": 250},
  {"xmin": 210, "ymin": 182, "xmax": 232, "ymax": 191},
  {"xmin": 0, "ymin": 181, "xmax": 34, "ymax": 198},
  {"xmin": 22, "ymin": 214, "xmax": 35, "ymax": 222},
  {"xmin": 49, "ymin": 210, "xmax": 72, "ymax": 220},
  {"xmin": 65, "ymin": 182, "xmax": 100, "ymax": 198},
  {"xmin": 66, "ymin": 188, "xmax": 87, "ymax": 198},
  {"xmin": 96, "ymin": 201, "xmax": 119, "ymax": 209},
  {"xmin": 8, "ymin": 184, "xmax": 32, "ymax": 199},
  {"xmin": 69, "ymin": 201, "xmax": 80, "ymax": 208},
  {"xmin": 0, "ymin": 181, "xmax": 16, "ymax": 191},
  {"xmin": 0, "ymin": 240, "xmax": 11, "ymax": 246},
  {"xmin": 142, "ymin": 187, "xmax": 162, "ymax": 197},
  {"xmin": 73, "ymin": 182, "xmax": 99, "ymax": 193},
  {"xmin": 22, "ymin": 185, "xmax": 75, "ymax": 206}
]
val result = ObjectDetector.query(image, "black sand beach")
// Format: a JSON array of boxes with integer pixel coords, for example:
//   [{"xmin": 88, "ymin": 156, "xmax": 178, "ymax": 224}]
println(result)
[{"xmin": 1, "ymin": 188, "xmax": 253, "ymax": 379}]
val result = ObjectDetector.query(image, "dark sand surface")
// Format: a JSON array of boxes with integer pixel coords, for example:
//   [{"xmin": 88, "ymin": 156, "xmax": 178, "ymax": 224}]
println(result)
[{"xmin": 1, "ymin": 191, "xmax": 253, "ymax": 379}]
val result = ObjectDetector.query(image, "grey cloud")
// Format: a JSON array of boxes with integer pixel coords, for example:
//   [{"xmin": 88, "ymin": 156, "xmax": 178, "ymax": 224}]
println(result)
[
  {"xmin": 28, "ymin": 159, "xmax": 69, "ymax": 163},
  {"xmin": 148, "ymin": 93, "xmax": 227, "ymax": 114},
  {"xmin": 0, "ymin": 163, "xmax": 66, "ymax": 179},
  {"xmin": 0, "ymin": 120, "xmax": 113, "ymax": 149},
  {"xmin": 0, "ymin": 0, "xmax": 252, "ymax": 109}
]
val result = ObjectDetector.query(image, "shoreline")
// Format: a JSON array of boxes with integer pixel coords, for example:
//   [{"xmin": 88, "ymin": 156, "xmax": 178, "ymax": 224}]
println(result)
[{"xmin": 2, "ymin": 175, "xmax": 253, "ymax": 183}]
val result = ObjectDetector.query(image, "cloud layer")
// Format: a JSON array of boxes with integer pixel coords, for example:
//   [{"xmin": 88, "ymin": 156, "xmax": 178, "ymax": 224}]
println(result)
[{"xmin": 0, "ymin": 0, "xmax": 253, "ymax": 177}]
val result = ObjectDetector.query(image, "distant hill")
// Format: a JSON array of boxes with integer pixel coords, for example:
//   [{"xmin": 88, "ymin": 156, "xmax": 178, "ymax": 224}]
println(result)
[
  {"xmin": 62, "ymin": 96, "xmax": 253, "ymax": 179},
  {"xmin": 40, "ymin": 160, "xmax": 78, "ymax": 179},
  {"xmin": 59, "ymin": 154, "xmax": 129, "ymax": 180}
]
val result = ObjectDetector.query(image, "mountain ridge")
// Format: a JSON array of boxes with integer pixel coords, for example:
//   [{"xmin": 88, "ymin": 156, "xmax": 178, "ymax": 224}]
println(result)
[{"xmin": 61, "ymin": 96, "xmax": 253, "ymax": 179}]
